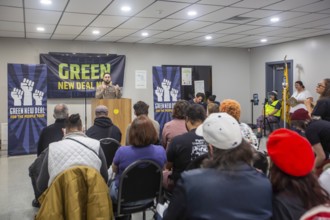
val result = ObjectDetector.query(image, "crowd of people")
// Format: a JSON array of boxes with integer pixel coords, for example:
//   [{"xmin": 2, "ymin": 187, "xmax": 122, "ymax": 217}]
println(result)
[{"xmin": 29, "ymin": 77, "xmax": 330, "ymax": 219}]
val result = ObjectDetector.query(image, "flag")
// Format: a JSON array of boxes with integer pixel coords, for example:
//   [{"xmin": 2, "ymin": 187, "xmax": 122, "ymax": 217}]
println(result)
[{"xmin": 281, "ymin": 59, "xmax": 291, "ymax": 126}]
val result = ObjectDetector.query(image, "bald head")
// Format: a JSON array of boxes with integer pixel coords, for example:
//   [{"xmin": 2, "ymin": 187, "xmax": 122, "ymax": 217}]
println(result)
[
  {"xmin": 95, "ymin": 105, "xmax": 109, "ymax": 117},
  {"xmin": 53, "ymin": 104, "xmax": 69, "ymax": 119}
]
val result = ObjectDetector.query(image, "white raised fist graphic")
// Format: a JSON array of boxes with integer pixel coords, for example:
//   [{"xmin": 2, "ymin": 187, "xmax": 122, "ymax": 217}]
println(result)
[
  {"xmin": 161, "ymin": 79, "xmax": 171, "ymax": 102},
  {"xmin": 33, "ymin": 90, "xmax": 44, "ymax": 106},
  {"xmin": 155, "ymin": 86, "xmax": 164, "ymax": 102},
  {"xmin": 11, "ymin": 88, "xmax": 23, "ymax": 106},
  {"xmin": 170, "ymin": 88, "xmax": 179, "ymax": 102},
  {"xmin": 21, "ymin": 78, "xmax": 34, "ymax": 106}
]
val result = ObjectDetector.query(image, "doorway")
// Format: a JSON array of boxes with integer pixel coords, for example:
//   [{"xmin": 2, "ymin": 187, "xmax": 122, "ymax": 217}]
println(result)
[{"xmin": 265, "ymin": 60, "xmax": 293, "ymax": 101}]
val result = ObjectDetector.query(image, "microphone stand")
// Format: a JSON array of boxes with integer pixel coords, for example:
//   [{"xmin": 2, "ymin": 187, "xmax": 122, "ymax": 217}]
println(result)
[{"xmin": 84, "ymin": 81, "xmax": 87, "ymax": 133}]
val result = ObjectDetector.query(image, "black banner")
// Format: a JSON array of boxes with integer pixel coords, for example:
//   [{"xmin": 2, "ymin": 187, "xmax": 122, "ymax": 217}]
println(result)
[{"xmin": 40, "ymin": 53, "xmax": 125, "ymax": 98}]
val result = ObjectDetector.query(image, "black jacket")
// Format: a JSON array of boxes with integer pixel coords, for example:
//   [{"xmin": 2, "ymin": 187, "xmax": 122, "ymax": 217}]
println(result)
[
  {"xmin": 86, "ymin": 117, "xmax": 122, "ymax": 142},
  {"xmin": 37, "ymin": 119, "xmax": 66, "ymax": 156}
]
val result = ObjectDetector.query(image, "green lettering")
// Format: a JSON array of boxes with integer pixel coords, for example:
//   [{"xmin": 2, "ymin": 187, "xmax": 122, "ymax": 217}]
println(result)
[
  {"xmin": 70, "ymin": 64, "xmax": 80, "ymax": 80},
  {"xmin": 100, "ymin": 64, "xmax": 111, "ymax": 78},
  {"xmin": 59, "ymin": 63, "xmax": 69, "ymax": 79}
]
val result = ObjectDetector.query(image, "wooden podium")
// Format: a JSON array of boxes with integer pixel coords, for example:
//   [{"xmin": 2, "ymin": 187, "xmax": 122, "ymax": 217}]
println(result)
[{"xmin": 91, "ymin": 98, "xmax": 131, "ymax": 145}]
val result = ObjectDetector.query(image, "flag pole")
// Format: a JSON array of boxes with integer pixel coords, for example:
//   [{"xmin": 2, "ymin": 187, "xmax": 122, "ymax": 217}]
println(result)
[{"xmin": 282, "ymin": 55, "xmax": 288, "ymax": 128}]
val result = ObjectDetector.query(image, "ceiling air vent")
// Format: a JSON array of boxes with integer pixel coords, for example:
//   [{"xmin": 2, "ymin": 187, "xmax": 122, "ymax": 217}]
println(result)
[{"xmin": 225, "ymin": 16, "xmax": 257, "ymax": 23}]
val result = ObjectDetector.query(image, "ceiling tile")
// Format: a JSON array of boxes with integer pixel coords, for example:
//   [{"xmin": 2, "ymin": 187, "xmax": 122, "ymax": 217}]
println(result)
[
  {"xmin": 25, "ymin": 9, "xmax": 62, "ymax": 24},
  {"xmin": 138, "ymin": 38, "xmax": 165, "ymax": 44},
  {"xmin": 136, "ymin": 1, "xmax": 189, "ymax": 18},
  {"xmin": 192, "ymin": 33, "xmax": 226, "ymax": 41},
  {"xmin": 25, "ymin": 23, "xmax": 56, "ymax": 33},
  {"xmin": 265, "ymin": 27, "xmax": 301, "ymax": 36},
  {"xmin": 25, "ymin": 0, "xmax": 67, "ymax": 11},
  {"xmin": 232, "ymin": 0, "xmax": 283, "ymax": 9},
  {"xmin": 241, "ymin": 9, "xmax": 281, "ymax": 18},
  {"xmin": 0, "ymin": 30, "xmax": 24, "ymax": 38},
  {"xmin": 280, "ymin": 28, "xmax": 325, "ymax": 37},
  {"xmin": 294, "ymin": 16, "xmax": 330, "ymax": 28},
  {"xmin": 219, "ymin": 25, "xmax": 260, "ymax": 34},
  {"xmin": 157, "ymin": 38, "xmax": 185, "ymax": 44},
  {"xmin": 75, "ymin": 35, "xmax": 101, "ymax": 41},
  {"xmin": 171, "ymin": 20, "xmax": 213, "ymax": 31},
  {"xmin": 174, "ymin": 40, "xmax": 200, "ymax": 45},
  {"xmin": 319, "ymin": 8, "xmax": 330, "ymax": 14},
  {"xmin": 53, "ymin": 25, "xmax": 85, "ymax": 35},
  {"xmin": 196, "ymin": 7, "xmax": 253, "ymax": 22},
  {"xmin": 130, "ymin": 30, "xmax": 162, "ymax": 37},
  {"xmin": 59, "ymin": 12, "xmax": 97, "ymax": 26},
  {"xmin": 90, "ymin": 15, "xmax": 129, "ymax": 28},
  {"xmin": 147, "ymin": 19, "xmax": 187, "ymax": 31},
  {"xmin": 292, "ymin": 1, "xmax": 330, "ymax": 13},
  {"xmin": 80, "ymin": 27, "xmax": 113, "ymax": 36},
  {"xmin": 173, "ymin": 32, "xmax": 207, "ymax": 40},
  {"xmin": 26, "ymin": 32, "xmax": 52, "ymax": 39},
  {"xmin": 118, "ymin": 17, "xmax": 159, "ymax": 29},
  {"xmin": 240, "ymin": 26, "xmax": 280, "ymax": 35},
  {"xmin": 193, "ymin": 22, "xmax": 238, "ymax": 33},
  {"xmin": 0, "ymin": 0, "xmax": 22, "ymax": 7},
  {"xmin": 197, "ymin": 0, "xmax": 241, "ymax": 6},
  {"xmin": 248, "ymin": 11, "xmax": 308, "ymax": 25},
  {"xmin": 168, "ymin": 4, "xmax": 222, "ymax": 19},
  {"xmin": 263, "ymin": 0, "xmax": 320, "ymax": 11},
  {"xmin": 51, "ymin": 34, "xmax": 77, "ymax": 40},
  {"xmin": 0, "ymin": 21, "xmax": 24, "ymax": 32},
  {"xmin": 117, "ymin": 37, "xmax": 142, "ymax": 43},
  {"xmin": 214, "ymin": 34, "xmax": 246, "ymax": 42},
  {"xmin": 159, "ymin": 0, "xmax": 199, "ymax": 3},
  {"xmin": 66, "ymin": 0, "xmax": 110, "ymax": 14},
  {"xmin": 0, "ymin": 6, "xmax": 23, "ymax": 22},
  {"xmin": 105, "ymin": 29, "xmax": 138, "ymax": 37},
  {"xmin": 97, "ymin": 36, "xmax": 123, "ymax": 42},
  {"xmin": 153, "ymin": 31, "xmax": 185, "ymax": 38},
  {"xmin": 103, "ymin": 0, "xmax": 155, "ymax": 16},
  {"xmin": 277, "ymin": 13, "xmax": 330, "ymax": 27}
]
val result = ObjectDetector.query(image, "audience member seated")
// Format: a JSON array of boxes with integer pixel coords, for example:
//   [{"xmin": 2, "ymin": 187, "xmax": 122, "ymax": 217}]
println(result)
[
  {"xmin": 220, "ymin": 99, "xmax": 258, "ymax": 149},
  {"xmin": 206, "ymin": 102, "xmax": 219, "ymax": 115},
  {"xmin": 86, "ymin": 105, "xmax": 121, "ymax": 143},
  {"xmin": 188, "ymin": 92, "xmax": 205, "ymax": 106},
  {"xmin": 305, "ymin": 78, "xmax": 330, "ymax": 121},
  {"xmin": 256, "ymin": 90, "xmax": 281, "ymax": 138},
  {"xmin": 305, "ymin": 119, "xmax": 330, "ymax": 176},
  {"xmin": 319, "ymin": 165, "xmax": 330, "ymax": 195},
  {"xmin": 29, "ymin": 103, "xmax": 68, "ymax": 207},
  {"xmin": 161, "ymin": 100, "xmax": 189, "ymax": 149},
  {"xmin": 163, "ymin": 113, "xmax": 272, "ymax": 220},
  {"xmin": 267, "ymin": 128, "xmax": 330, "ymax": 220},
  {"xmin": 164, "ymin": 104, "xmax": 207, "ymax": 190},
  {"xmin": 206, "ymin": 94, "xmax": 220, "ymax": 106},
  {"xmin": 289, "ymin": 81, "xmax": 313, "ymax": 120},
  {"xmin": 37, "ymin": 114, "xmax": 108, "ymax": 196},
  {"xmin": 125, "ymin": 101, "xmax": 160, "ymax": 145},
  {"xmin": 110, "ymin": 115, "xmax": 166, "ymax": 203}
]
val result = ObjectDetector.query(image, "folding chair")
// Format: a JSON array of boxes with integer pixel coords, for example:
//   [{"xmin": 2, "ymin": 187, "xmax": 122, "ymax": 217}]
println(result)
[{"xmin": 100, "ymin": 137, "xmax": 121, "ymax": 168}]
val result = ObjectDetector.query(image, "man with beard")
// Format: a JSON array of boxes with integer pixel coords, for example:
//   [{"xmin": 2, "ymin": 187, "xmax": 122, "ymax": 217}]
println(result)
[{"xmin": 95, "ymin": 72, "xmax": 122, "ymax": 99}]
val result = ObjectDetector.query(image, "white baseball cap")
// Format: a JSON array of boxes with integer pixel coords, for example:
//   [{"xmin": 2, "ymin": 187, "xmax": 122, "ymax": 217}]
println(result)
[{"xmin": 196, "ymin": 112, "xmax": 242, "ymax": 150}]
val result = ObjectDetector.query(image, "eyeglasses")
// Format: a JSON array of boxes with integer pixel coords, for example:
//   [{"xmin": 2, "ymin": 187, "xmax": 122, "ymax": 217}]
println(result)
[{"xmin": 317, "ymin": 83, "xmax": 325, "ymax": 88}]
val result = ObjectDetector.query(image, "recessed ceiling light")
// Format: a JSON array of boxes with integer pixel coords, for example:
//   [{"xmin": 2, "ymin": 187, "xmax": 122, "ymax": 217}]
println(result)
[
  {"xmin": 187, "ymin": 11, "xmax": 197, "ymax": 16},
  {"xmin": 121, "ymin": 6, "xmax": 131, "ymax": 12},
  {"xmin": 260, "ymin": 38, "xmax": 267, "ymax": 43},
  {"xmin": 40, "ymin": 0, "xmax": 52, "ymax": 5},
  {"xmin": 205, "ymin": 35, "xmax": 212, "ymax": 40},
  {"xmin": 36, "ymin": 27, "xmax": 45, "ymax": 32},
  {"xmin": 92, "ymin": 30, "xmax": 100, "ymax": 35},
  {"xmin": 270, "ymin": 17, "xmax": 279, "ymax": 23},
  {"xmin": 141, "ymin": 32, "xmax": 149, "ymax": 37}
]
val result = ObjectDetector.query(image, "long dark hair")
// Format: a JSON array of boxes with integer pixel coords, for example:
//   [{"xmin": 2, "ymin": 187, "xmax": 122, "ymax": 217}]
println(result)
[
  {"xmin": 320, "ymin": 78, "xmax": 330, "ymax": 98},
  {"xmin": 269, "ymin": 164, "xmax": 330, "ymax": 209},
  {"xmin": 203, "ymin": 139, "xmax": 253, "ymax": 170}
]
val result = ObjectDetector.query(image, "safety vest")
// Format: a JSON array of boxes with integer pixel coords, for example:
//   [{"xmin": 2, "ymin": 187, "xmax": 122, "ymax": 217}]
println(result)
[{"xmin": 265, "ymin": 100, "xmax": 281, "ymax": 117}]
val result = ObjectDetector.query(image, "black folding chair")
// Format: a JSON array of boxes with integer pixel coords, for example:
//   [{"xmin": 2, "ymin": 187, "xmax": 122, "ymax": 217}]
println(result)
[
  {"xmin": 114, "ymin": 159, "xmax": 163, "ymax": 220},
  {"xmin": 99, "ymin": 138, "xmax": 121, "ymax": 168}
]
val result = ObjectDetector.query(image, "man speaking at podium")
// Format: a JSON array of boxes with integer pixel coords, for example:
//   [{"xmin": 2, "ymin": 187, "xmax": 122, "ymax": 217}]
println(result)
[{"xmin": 95, "ymin": 72, "xmax": 122, "ymax": 99}]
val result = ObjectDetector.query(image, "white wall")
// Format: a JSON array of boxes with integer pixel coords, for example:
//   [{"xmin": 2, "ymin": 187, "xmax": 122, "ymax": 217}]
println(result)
[
  {"xmin": 250, "ymin": 34, "xmax": 330, "ymax": 121},
  {"xmin": 0, "ymin": 38, "xmax": 251, "ymax": 128}
]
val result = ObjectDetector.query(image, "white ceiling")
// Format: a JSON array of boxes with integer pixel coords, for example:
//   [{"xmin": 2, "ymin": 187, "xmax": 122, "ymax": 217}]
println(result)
[{"xmin": 0, "ymin": 0, "xmax": 330, "ymax": 48}]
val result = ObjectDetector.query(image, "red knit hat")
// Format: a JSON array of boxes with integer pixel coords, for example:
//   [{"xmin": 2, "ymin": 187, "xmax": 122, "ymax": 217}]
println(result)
[
  {"xmin": 267, "ymin": 128, "xmax": 314, "ymax": 177},
  {"xmin": 291, "ymin": 108, "xmax": 310, "ymax": 121}
]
